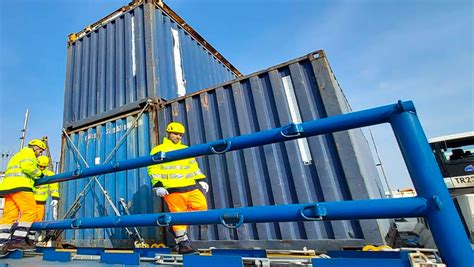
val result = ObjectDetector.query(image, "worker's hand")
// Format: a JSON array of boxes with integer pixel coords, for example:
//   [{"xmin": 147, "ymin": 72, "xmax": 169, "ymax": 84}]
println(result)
[
  {"xmin": 198, "ymin": 181, "xmax": 209, "ymax": 193},
  {"xmin": 50, "ymin": 200, "xmax": 58, "ymax": 207},
  {"xmin": 153, "ymin": 187, "xmax": 169, "ymax": 197}
]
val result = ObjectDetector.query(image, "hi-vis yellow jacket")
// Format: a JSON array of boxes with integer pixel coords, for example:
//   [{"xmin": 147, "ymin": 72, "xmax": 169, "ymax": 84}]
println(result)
[
  {"xmin": 147, "ymin": 137, "xmax": 205, "ymax": 189},
  {"xmin": 0, "ymin": 147, "xmax": 42, "ymax": 195},
  {"xmin": 34, "ymin": 169, "xmax": 60, "ymax": 204}
]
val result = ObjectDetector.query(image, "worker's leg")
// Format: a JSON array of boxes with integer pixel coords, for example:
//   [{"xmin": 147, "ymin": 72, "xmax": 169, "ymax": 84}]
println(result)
[
  {"xmin": 8, "ymin": 192, "xmax": 37, "ymax": 251},
  {"xmin": 186, "ymin": 188, "xmax": 209, "ymax": 243},
  {"xmin": 34, "ymin": 203, "xmax": 45, "ymax": 244},
  {"xmin": 36, "ymin": 203, "xmax": 45, "ymax": 221},
  {"xmin": 164, "ymin": 192, "xmax": 188, "ymax": 235},
  {"xmin": 163, "ymin": 192, "xmax": 197, "ymax": 254},
  {"xmin": 186, "ymin": 189, "xmax": 208, "ymax": 212},
  {"xmin": 0, "ymin": 194, "xmax": 19, "ymax": 256},
  {"xmin": 0, "ymin": 194, "xmax": 20, "ymax": 224}
]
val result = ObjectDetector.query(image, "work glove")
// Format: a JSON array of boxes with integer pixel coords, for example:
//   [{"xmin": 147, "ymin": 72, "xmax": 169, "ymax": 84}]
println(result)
[
  {"xmin": 50, "ymin": 200, "xmax": 58, "ymax": 207},
  {"xmin": 153, "ymin": 187, "xmax": 169, "ymax": 197},
  {"xmin": 198, "ymin": 181, "xmax": 209, "ymax": 193}
]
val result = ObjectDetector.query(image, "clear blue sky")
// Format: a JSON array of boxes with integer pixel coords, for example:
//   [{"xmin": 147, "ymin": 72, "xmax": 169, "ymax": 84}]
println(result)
[{"xmin": 0, "ymin": 0, "xmax": 473, "ymax": 190}]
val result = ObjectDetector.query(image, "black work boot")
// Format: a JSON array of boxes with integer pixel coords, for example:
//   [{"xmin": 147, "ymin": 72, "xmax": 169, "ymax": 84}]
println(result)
[
  {"xmin": 7, "ymin": 222, "xmax": 36, "ymax": 252},
  {"xmin": 177, "ymin": 239, "xmax": 198, "ymax": 255},
  {"xmin": 0, "ymin": 224, "xmax": 13, "ymax": 257},
  {"xmin": 26, "ymin": 230, "xmax": 37, "ymax": 246}
]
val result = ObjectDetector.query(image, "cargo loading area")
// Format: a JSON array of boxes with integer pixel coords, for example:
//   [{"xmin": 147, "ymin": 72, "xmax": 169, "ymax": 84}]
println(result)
[{"xmin": 0, "ymin": 0, "xmax": 472, "ymax": 266}]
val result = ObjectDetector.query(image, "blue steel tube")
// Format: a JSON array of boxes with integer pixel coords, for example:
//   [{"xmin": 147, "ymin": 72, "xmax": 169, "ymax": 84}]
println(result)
[
  {"xmin": 31, "ymin": 197, "xmax": 427, "ymax": 230},
  {"xmin": 36, "ymin": 101, "xmax": 407, "ymax": 186},
  {"xmin": 390, "ymin": 107, "xmax": 474, "ymax": 266}
]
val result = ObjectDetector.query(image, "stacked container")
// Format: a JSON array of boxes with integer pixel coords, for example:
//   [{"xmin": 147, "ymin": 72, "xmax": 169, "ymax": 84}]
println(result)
[{"xmin": 59, "ymin": 0, "xmax": 387, "ymax": 249}]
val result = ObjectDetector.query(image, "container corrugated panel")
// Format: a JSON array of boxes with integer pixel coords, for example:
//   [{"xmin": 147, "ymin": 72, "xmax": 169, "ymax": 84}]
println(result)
[
  {"xmin": 59, "ymin": 110, "xmax": 160, "ymax": 247},
  {"xmin": 60, "ymin": 51, "xmax": 386, "ymax": 249},
  {"xmin": 156, "ymin": 51, "xmax": 387, "ymax": 249},
  {"xmin": 63, "ymin": 1, "xmax": 239, "ymax": 129}
]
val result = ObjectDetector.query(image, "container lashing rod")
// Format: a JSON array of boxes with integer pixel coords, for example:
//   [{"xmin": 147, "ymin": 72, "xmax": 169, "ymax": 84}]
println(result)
[
  {"xmin": 62, "ymin": 130, "xmax": 137, "ymax": 242},
  {"xmin": 44, "ymin": 102, "xmax": 150, "ymax": 245}
]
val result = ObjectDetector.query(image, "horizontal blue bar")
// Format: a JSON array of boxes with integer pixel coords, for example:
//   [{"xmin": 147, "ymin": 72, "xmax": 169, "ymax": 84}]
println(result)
[
  {"xmin": 36, "ymin": 100, "xmax": 414, "ymax": 186},
  {"xmin": 31, "ymin": 197, "xmax": 427, "ymax": 231},
  {"xmin": 184, "ymin": 255, "xmax": 243, "ymax": 267},
  {"xmin": 312, "ymin": 258, "xmax": 409, "ymax": 267},
  {"xmin": 212, "ymin": 248, "xmax": 267, "ymax": 258},
  {"xmin": 43, "ymin": 250, "xmax": 72, "ymax": 262},
  {"xmin": 100, "ymin": 252, "xmax": 140, "ymax": 265}
]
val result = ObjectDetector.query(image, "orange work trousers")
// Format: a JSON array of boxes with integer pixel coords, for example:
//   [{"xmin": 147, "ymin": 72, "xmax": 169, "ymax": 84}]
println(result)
[
  {"xmin": 164, "ymin": 189, "xmax": 207, "ymax": 233},
  {"xmin": 36, "ymin": 204, "xmax": 46, "ymax": 221},
  {"xmin": 0, "ymin": 191, "xmax": 37, "ymax": 224}
]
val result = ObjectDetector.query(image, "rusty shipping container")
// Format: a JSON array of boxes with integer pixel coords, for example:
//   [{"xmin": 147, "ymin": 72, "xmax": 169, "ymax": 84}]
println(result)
[
  {"xmin": 63, "ymin": 0, "xmax": 240, "ymax": 129},
  {"xmin": 59, "ymin": 51, "xmax": 388, "ymax": 249}
]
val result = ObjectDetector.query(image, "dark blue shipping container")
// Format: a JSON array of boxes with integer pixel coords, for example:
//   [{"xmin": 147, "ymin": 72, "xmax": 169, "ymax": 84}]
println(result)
[
  {"xmin": 60, "ymin": 110, "xmax": 158, "ymax": 247},
  {"xmin": 63, "ymin": 1, "xmax": 240, "ymax": 129},
  {"xmin": 59, "ymin": 51, "xmax": 388, "ymax": 249}
]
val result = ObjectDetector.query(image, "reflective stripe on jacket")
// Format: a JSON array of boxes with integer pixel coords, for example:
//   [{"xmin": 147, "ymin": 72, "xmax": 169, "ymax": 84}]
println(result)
[
  {"xmin": 34, "ymin": 169, "xmax": 60, "ymax": 203},
  {"xmin": 147, "ymin": 137, "xmax": 205, "ymax": 189},
  {"xmin": 0, "ymin": 147, "xmax": 42, "ymax": 195}
]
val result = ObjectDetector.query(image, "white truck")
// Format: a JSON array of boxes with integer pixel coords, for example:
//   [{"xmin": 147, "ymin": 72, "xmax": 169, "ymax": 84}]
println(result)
[{"xmin": 429, "ymin": 131, "xmax": 474, "ymax": 243}]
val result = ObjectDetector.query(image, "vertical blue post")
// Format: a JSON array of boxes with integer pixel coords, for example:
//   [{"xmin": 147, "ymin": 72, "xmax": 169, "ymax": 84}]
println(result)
[{"xmin": 390, "ymin": 103, "xmax": 473, "ymax": 267}]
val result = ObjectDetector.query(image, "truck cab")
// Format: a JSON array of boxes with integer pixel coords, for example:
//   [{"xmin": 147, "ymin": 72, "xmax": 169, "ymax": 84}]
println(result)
[
  {"xmin": 429, "ymin": 132, "xmax": 474, "ymax": 195},
  {"xmin": 429, "ymin": 131, "xmax": 474, "ymax": 243}
]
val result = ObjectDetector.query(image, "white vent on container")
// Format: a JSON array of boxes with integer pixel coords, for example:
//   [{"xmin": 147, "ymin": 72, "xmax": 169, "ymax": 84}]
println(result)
[
  {"xmin": 131, "ymin": 15, "xmax": 137, "ymax": 77},
  {"xmin": 281, "ymin": 75, "xmax": 312, "ymax": 165},
  {"xmin": 95, "ymin": 157, "xmax": 101, "ymax": 165},
  {"xmin": 171, "ymin": 28, "xmax": 186, "ymax": 97}
]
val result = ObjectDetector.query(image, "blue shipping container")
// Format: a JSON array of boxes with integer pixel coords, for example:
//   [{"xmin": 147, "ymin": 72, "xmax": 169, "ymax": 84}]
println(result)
[
  {"xmin": 63, "ymin": 1, "xmax": 240, "ymax": 129},
  {"xmin": 60, "ymin": 51, "xmax": 387, "ymax": 249},
  {"xmin": 60, "ymin": 110, "xmax": 159, "ymax": 247}
]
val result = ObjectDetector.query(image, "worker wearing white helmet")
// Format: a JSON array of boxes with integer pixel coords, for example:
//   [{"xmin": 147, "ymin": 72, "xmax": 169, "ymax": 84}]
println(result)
[{"xmin": 148, "ymin": 122, "xmax": 209, "ymax": 255}]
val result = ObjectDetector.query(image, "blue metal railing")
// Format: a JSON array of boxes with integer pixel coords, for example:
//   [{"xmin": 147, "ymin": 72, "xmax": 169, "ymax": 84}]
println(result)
[{"xmin": 32, "ymin": 101, "xmax": 474, "ymax": 267}]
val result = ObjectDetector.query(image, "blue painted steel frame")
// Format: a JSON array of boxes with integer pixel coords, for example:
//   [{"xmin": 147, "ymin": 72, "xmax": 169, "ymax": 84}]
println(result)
[{"xmin": 32, "ymin": 101, "xmax": 473, "ymax": 267}]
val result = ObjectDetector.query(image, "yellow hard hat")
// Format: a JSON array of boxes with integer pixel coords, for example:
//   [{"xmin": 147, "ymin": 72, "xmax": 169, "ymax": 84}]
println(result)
[
  {"xmin": 28, "ymin": 139, "xmax": 47, "ymax": 150},
  {"xmin": 37, "ymin": 155, "xmax": 49, "ymax": 167},
  {"xmin": 166, "ymin": 122, "xmax": 185, "ymax": 134}
]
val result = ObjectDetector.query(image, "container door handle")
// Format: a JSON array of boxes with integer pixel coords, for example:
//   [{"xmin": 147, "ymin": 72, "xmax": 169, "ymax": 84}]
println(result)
[{"xmin": 219, "ymin": 213, "xmax": 244, "ymax": 229}]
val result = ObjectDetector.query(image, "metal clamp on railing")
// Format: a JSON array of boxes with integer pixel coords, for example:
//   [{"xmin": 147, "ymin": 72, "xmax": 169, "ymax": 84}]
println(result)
[
  {"xmin": 280, "ymin": 123, "xmax": 304, "ymax": 138},
  {"xmin": 113, "ymin": 217, "xmax": 122, "ymax": 226},
  {"xmin": 156, "ymin": 214, "xmax": 172, "ymax": 227},
  {"xmin": 299, "ymin": 204, "xmax": 327, "ymax": 221},
  {"xmin": 220, "ymin": 213, "xmax": 244, "ymax": 229},
  {"xmin": 111, "ymin": 161, "xmax": 120, "ymax": 169},
  {"xmin": 73, "ymin": 168, "xmax": 83, "ymax": 177},
  {"xmin": 152, "ymin": 152, "xmax": 166, "ymax": 163},
  {"xmin": 71, "ymin": 219, "xmax": 83, "ymax": 229},
  {"xmin": 432, "ymin": 195, "xmax": 443, "ymax": 211},
  {"xmin": 210, "ymin": 140, "xmax": 232, "ymax": 154}
]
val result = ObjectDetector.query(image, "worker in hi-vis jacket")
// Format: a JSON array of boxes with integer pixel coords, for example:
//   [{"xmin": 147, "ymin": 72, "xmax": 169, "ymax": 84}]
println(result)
[
  {"xmin": 147, "ymin": 122, "xmax": 209, "ymax": 255},
  {"xmin": 0, "ymin": 139, "xmax": 46, "ymax": 256},
  {"xmin": 34, "ymin": 155, "xmax": 59, "ymax": 221}
]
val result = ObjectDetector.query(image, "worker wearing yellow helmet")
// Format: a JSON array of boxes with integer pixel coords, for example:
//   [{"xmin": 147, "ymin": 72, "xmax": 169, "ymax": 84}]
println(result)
[
  {"xmin": 34, "ymin": 156, "xmax": 60, "ymax": 221},
  {"xmin": 147, "ymin": 122, "xmax": 209, "ymax": 254},
  {"xmin": 0, "ymin": 139, "xmax": 46, "ymax": 256}
]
